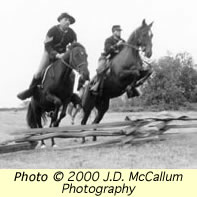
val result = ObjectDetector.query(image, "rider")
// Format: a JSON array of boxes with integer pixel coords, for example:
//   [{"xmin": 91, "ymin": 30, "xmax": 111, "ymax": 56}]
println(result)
[
  {"xmin": 17, "ymin": 12, "xmax": 77, "ymax": 100},
  {"xmin": 90, "ymin": 25, "xmax": 124, "ymax": 94},
  {"xmin": 90, "ymin": 25, "xmax": 140, "ymax": 97}
]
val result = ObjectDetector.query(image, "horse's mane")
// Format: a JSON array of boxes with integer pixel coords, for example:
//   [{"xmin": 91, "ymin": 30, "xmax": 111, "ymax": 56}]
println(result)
[
  {"xmin": 69, "ymin": 42, "xmax": 85, "ymax": 50},
  {"xmin": 127, "ymin": 26, "xmax": 141, "ymax": 44}
]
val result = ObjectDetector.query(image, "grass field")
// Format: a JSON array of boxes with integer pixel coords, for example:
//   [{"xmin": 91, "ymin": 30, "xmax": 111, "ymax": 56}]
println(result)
[{"xmin": 0, "ymin": 110, "xmax": 196, "ymax": 168}]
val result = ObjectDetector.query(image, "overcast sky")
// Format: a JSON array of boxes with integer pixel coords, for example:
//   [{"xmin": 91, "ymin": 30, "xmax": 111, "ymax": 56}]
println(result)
[{"xmin": 0, "ymin": 0, "xmax": 197, "ymax": 107}]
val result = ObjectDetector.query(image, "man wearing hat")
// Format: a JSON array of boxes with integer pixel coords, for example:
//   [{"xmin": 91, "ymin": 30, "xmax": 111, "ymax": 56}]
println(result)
[
  {"xmin": 17, "ymin": 12, "xmax": 77, "ymax": 100},
  {"xmin": 90, "ymin": 25, "xmax": 125, "ymax": 95},
  {"xmin": 104, "ymin": 25, "xmax": 125, "ymax": 59},
  {"xmin": 90, "ymin": 25, "xmax": 140, "ymax": 98}
]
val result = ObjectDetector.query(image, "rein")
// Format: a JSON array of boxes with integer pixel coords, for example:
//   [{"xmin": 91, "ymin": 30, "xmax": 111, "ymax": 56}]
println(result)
[
  {"xmin": 123, "ymin": 43, "xmax": 141, "ymax": 51},
  {"xmin": 61, "ymin": 58, "xmax": 74, "ymax": 70},
  {"xmin": 60, "ymin": 48, "xmax": 87, "ymax": 72},
  {"xmin": 41, "ymin": 46, "xmax": 87, "ymax": 86}
]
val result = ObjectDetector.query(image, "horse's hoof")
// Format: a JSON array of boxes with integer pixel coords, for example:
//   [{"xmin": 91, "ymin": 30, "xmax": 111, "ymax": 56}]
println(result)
[
  {"xmin": 52, "ymin": 144, "xmax": 58, "ymax": 148},
  {"xmin": 82, "ymin": 137, "xmax": 86, "ymax": 144},
  {"xmin": 93, "ymin": 136, "xmax": 97, "ymax": 141},
  {"xmin": 54, "ymin": 123, "xmax": 59, "ymax": 127},
  {"xmin": 40, "ymin": 144, "xmax": 46, "ymax": 149}
]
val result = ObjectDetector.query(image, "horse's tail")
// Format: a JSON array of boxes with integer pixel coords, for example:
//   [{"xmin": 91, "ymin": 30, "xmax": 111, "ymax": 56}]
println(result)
[
  {"xmin": 26, "ymin": 100, "xmax": 38, "ymax": 128},
  {"xmin": 26, "ymin": 99, "xmax": 46, "ymax": 128}
]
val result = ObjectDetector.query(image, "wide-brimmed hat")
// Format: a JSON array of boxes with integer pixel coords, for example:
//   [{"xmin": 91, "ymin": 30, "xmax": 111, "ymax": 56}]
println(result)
[
  {"xmin": 112, "ymin": 25, "xmax": 122, "ymax": 32},
  {"xmin": 57, "ymin": 12, "xmax": 75, "ymax": 24}
]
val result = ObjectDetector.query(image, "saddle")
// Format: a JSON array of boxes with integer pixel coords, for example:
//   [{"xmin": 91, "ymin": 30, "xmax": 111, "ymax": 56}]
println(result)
[
  {"xmin": 89, "ymin": 60, "xmax": 112, "ymax": 96},
  {"xmin": 40, "ymin": 64, "xmax": 55, "ymax": 87}
]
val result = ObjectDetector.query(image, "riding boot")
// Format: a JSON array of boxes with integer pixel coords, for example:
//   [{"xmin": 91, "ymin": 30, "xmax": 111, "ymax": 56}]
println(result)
[
  {"xmin": 90, "ymin": 81, "xmax": 100, "ymax": 95},
  {"xmin": 17, "ymin": 77, "xmax": 41, "ymax": 100},
  {"xmin": 90, "ymin": 56, "xmax": 107, "ymax": 95},
  {"xmin": 90, "ymin": 75, "xmax": 101, "ymax": 95},
  {"xmin": 126, "ymin": 85, "xmax": 140, "ymax": 98}
]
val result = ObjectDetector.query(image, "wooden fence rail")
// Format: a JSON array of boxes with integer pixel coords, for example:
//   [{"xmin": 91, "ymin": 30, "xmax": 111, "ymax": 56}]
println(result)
[{"xmin": 0, "ymin": 115, "xmax": 197, "ymax": 154}]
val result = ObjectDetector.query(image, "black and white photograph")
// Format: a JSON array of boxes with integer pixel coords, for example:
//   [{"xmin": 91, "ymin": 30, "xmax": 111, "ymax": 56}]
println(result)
[{"xmin": 0, "ymin": 0, "xmax": 196, "ymax": 168}]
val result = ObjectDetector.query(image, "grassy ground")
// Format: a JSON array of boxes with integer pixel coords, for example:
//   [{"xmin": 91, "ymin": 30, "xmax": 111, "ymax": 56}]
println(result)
[{"xmin": 0, "ymin": 110, "xmax": 196, "ymax": 168}]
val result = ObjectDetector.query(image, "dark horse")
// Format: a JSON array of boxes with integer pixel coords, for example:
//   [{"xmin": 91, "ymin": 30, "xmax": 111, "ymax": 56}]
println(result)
[
  {"xmin": 26, "ymin": 42, "xmax": 89, "ymax": 147},
  {"xmin": 81, "ymin": 19, "xmax": 153, "ymax": 141}
]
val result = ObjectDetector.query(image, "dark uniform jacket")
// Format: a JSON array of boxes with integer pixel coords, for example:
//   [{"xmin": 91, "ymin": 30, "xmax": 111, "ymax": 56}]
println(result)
[
  {"xmin": 44, "ymin": 25, "xmax": 77, "ymax": 61},
  {"xmin": 104, "ymin": 35, "xmax": 125, "ymax": 59}
]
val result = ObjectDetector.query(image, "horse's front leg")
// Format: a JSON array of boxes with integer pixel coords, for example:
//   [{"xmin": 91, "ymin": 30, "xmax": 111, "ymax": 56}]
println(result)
[
  {"xmin": 135, "ymin": 69, "xmax": 152, "ymax": 87},
  {"xmin": 119, "ymin": 68, "xmax": 140, "ymax": 82},
  {"xmin": 54, "ymin": 101, "xmax": 69, "ymax": 127},
  {"xmin": 45, "ymin": 92, "xmax": 62, "ymax": 123},
  {"xmin": 119, "ymin": 68, "xmax": 141, "ymax": 98},
  {"xmin": 45, "ymin": 92, "xmax": 62, "ymax": 147}
]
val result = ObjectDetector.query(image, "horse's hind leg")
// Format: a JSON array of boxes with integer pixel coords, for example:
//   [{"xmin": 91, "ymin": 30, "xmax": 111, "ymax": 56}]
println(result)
[
  {"xmin": 81, "ymin": 86, "xmax": 96, "ymax": 125},
  {"xmin": 34, "ymin": 108, "xmax": 47, "ymax": 148},
  {"xmin": 93, "ymin": 98, "xmax": 109, "ymax": 124},
  {"xmin": 81, "ymin": 95, "xmax": 96, "ymax": 143},
  {"xmin": 92, "ymin": 98, "xmax": 110, "ymax": 141},
  {"xmin": 67, "ymin": 103, "xmax": 74, "ymax": 124},
  {"xmin": 81, "ymin": 105, "xmax": 94, "ymax": 143},
  {"xmin": 81, "ymin": 98, "xmax": 95, "ymax": 125},
  {"xmin": 38, "ymin": 125, "xmax": 46, "ymax": 148}
]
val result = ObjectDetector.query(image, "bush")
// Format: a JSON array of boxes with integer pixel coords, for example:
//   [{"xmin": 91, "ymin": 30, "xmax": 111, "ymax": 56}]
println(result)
[
  {"xmin": 140, "ymin": 52, "xmax": 197, "ymax": 110},
  {"xmin": 109, "ymin": 52, "xmax": 197, "ymax": 111}
]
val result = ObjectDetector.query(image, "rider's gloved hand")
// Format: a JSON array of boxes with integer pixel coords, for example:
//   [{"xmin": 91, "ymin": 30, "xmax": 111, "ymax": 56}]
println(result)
[
  {"xmin": 56, "ymin": 53, "xmax": 65, "ymax": 59},
  {"xmin": 116, "ymin": 40, "xmax": 124, "ymax": 46}
]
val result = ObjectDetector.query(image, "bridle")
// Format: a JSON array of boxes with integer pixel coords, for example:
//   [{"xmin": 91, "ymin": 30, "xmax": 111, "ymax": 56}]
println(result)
[
  {"xmin": 123, "ymin": 27, "xmax": 152, "ymax": 54},
  {"xmin": 61, "ymin": 46, "xmax": 87, "ymax": 72},
  {"xmin": 122, "ymin": 43, "xmax": 140, "ymax": 51}
]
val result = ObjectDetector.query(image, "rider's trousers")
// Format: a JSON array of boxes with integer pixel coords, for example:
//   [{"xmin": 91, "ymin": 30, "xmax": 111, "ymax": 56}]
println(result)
[{"xmin": 34, "ymin": 50, "xmax": 50, "ymax": 79}]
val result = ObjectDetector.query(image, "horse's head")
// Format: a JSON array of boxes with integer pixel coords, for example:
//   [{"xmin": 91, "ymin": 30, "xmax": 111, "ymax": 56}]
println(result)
[
  {"xmin": 128, "ymin": 19, "xmax": 153, "ymax": 58},
  {"xmin": 67, "ymin": 42, "xmax": 90, "ymax": 81},
  {"xmin": 137, "ymin": 19, "xmax": 153, "ymax": 58}
]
